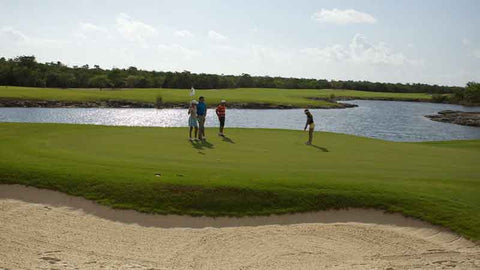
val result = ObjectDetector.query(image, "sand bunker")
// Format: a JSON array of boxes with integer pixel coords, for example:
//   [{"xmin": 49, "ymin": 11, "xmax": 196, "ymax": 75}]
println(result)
[{"xmin": 1, "ymin": 184, "xmax": 479, "ymax": 269}]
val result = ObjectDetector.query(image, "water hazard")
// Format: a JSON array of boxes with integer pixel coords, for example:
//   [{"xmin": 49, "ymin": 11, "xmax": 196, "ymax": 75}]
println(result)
[{"xmin": 1, "ymin": 100, "xmax": 479, "ymax": 142}]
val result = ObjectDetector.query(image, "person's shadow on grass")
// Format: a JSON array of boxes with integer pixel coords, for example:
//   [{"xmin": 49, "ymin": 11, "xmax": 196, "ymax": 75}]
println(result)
[
  {"xmin": 309, "ymin": 144, "xmax": 329, "ymax": 152},
  {"xmin": 202, "ymin": 140, "xmax": 214, "ymax": 149},
  {"xmin": 190, "ymin": 140, "xmax": 203, "ymax": 150},
  {"xmin": 222, "ymin": 136, "xmax": 235, "ymax": 144},
  {"xmin": 189, "ymin": 140, "xmax": 214, "ymax": 150}
]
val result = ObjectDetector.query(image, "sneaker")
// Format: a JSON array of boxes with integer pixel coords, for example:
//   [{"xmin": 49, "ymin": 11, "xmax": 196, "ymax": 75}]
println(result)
[
  {"xmin": 189, "ymin": 138, "xmax": 193, "ymax": 141},
  {"xmin": 305, "ymin": 142, "xmax": 311, "ymax": 145}
]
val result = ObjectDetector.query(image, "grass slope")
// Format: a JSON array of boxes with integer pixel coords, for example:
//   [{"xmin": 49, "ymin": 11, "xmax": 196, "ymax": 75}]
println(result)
[
  {"xmin": 0, "ymin": 123, "xmax": 478, "ymax": 240},
  {"xmin": 0, "ymin": 86, "xmax": 432, "ymax": 107}
]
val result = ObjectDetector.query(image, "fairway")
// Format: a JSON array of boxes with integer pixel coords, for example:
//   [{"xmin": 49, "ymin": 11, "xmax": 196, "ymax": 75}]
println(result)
[
  {"xmin": 0, "ymin": 123, "xmax": 479, "ymax": 240},
  {"xmin": 0, "ymin": 86, "xmax": 432, "ymax": 108}
]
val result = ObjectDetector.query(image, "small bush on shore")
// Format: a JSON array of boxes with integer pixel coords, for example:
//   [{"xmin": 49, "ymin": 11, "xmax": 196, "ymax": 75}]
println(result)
[
  {"xmin": 431, "ymin": 94, "xmax": 448, "ymax": 103},
  {"xmin": 464, "ymin": 82, "xmax": 480, "ymax": 104}
]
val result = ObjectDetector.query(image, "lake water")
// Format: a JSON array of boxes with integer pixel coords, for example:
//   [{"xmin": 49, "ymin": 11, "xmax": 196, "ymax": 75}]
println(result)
[{"xmin": 1, "ymin": 100, "xmax": 479, "ymax": 142}]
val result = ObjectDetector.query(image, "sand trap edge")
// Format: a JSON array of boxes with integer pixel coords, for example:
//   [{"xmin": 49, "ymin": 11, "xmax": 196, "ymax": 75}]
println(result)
[{"xmin": 0, "ymin": 184, "xmax": 452, "ymax": 230}]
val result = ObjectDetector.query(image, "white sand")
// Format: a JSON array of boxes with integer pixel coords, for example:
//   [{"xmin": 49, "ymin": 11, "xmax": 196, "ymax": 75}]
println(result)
[{"xmin": 0, "ymin": 184, "xmax": 479, "ymax": 269}]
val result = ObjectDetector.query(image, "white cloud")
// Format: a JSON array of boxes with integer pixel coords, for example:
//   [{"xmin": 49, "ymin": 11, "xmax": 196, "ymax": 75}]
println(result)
[
  {"xmin": 0, "ymin": 26, "xmax": 67, "ymax": 48},
  {"xmin": 116, "ymin": 13, "xmax": 157, "ymax": 43},
  {"xmin": 75, "ymin": 22, "xmax": 110, "ymax": 42},
  {"xmin": 80, "ymin": 22, "xmax": 108, "ymax": 33},
  {"xmin": 174, "ymin": 30, "xmax": 194, "ymax": 38},
  {"xmin": 208, "ymin": 30, "xmax": 227, "ymax": 41},
  {"xmin": 201, "ymin": 34, "xmax": 423, "ymax": 82},
  {"xmin": 350, "ymin": 34, "xmax": 406, "ymax": 65},
  {"xmin": 0, "ymin": 26, "xmax": 29, "ymax": 43},
  {"xmin": 72, "ymin": 32, "xmax": 87, "ymax": 40},
  {"xmin": 157, "ymin": 44, "xmax": 200, "ymax": 60},
  {"xmin": 250, "ymin": 45, "xmax": 294, "ymax": 63},
  {"xmin": 462, "ymin": 38, "xmax": 471, "ymax": 46},
  {"xmin": 301, "ymin": 34, "xmax": 420, "ymax": 66},
  {"xmin": 0, "ymin": 27, "xmax": 70, "ymax": 66},
  {"xmin": 301, "ymin": 44, "xmax": 348, "ymax": 62},
  {"xmin": 312, "ymin": 9, "xmax": 377, "ymax": 25}
]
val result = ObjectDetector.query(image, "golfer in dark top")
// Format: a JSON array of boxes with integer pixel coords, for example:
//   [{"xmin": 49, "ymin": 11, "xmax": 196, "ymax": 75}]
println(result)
[
  {"xmin": 304, "ymin": 109, "xmax": 315, "ymax": 145},
  {"xmin": 197, "ymin": 96, "xmax": 207, "ymax": 140}
]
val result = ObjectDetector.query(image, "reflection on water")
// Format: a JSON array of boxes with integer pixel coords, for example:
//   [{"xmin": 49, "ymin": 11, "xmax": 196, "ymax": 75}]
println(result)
[{"xmin": 1, "ymin": 100, "xmax": 479, "ymax": 142}]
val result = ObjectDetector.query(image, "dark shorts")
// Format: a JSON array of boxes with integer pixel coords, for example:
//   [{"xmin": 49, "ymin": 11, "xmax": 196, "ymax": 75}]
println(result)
[{"xmin": 219, "ymin": 116, "xmax": 225, "ymax": 127}]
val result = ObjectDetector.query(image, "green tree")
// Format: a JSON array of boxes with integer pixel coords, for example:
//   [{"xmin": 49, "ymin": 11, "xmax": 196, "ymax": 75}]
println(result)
[
  {"xmin": 464, "ymin": 82, "xmax": 480, "ymax": 104},
  {"xmin": 108, "ymin": 68, "xmax": 126, "ymax": 88},
  {"xmin": 238, "ymin": 73, "xmax": 253, "ymax": 87},
  {"xmin": 57, "ymin": 72, "xmax": 76, "ymax": 88},
  {"xmin": 126, "ymin": 75, "xmax": 138, "ymax": 88},
  {"xmin": 0, "ymin": 54, "xmax": 468, "ymax": 93},
  {"xmin": 88, "ymin": 75, "xmax": 111, "ymax": 89},
  {"xmin": 14, "ymin": 55, "xmax": 37, "ymax": 68}
]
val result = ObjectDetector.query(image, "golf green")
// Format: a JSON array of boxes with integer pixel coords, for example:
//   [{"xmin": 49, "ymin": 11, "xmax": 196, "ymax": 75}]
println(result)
[
  {"xmin": 0, "ymin": 86, "xmax": 432, "ymax": 108},
  {"xmin": 0, "ymin": 123, "xmax": 478, "ymax": 240}
]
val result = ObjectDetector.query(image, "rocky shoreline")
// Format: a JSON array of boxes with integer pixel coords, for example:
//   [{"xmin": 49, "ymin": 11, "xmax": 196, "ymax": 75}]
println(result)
[
  {"xmin": 425, "ymin": 110, "xmax": 480, "ymax": 127},
  {"xmin": 338, "ymin": 96, "xmax": 431, "ymax": 102},
  {"xmin": 0, "ymin": 98, "xmax": 357, "ymax": 109},
  {"xmin": 309, "ymin": 96, "xmax": 431, "ymax": 103}
]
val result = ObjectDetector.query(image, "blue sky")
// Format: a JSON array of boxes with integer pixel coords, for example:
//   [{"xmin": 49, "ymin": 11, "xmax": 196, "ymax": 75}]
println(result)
[{"xmin": 1, "ymin": 0, "xmax": 479, "ymax": 86}]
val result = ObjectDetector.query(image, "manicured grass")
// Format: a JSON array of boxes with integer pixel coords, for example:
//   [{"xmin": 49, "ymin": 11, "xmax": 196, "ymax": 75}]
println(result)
[
  {"xmin": 0, "ymin": 123, "xmax": 478, "ymax": 240},
  {"xmin": 0, "ymin": 86, "xmax": 432, "ymax": 107}
]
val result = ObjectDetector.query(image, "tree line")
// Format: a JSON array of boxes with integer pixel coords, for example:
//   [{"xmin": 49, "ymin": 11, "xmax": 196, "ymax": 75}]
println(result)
[{"xmin": 0, "ymin": 55, "xmax": 466, "ymax": 94}]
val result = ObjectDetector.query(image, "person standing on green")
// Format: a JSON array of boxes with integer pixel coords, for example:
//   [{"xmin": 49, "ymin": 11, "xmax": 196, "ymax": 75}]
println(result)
[
  {"xmin": 304, "ymin": 109, "xmax": 315, "ymax": 145},
  {"xmin": 216, "ymin": 100, "xmax": 226, "ymax": 136},
  {"xmin": 187, "ymin": 100, "xmax": 198, "ymax": 141},
  {"xmin": 197, "ymin": 96, "xmax": 207, "ymax": 141}
]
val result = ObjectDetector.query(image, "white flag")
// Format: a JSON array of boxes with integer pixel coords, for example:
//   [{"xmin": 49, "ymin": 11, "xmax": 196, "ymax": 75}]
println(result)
[{"xmin": 189, "ymin": 87, "xmax": 195, "ymax": 96}]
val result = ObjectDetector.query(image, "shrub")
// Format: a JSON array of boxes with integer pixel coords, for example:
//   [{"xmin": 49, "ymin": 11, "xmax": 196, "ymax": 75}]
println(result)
[
  {"xmin": 431, "ymin": 94, "xmax": 448, "ymax": 103},
  {"xmin": 464, "ymin": 82, "xmax": 480, "ymax": 104},
  {"xmin": 155, "ymin": 96, "xmax": 163, "ymax": 109}
]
